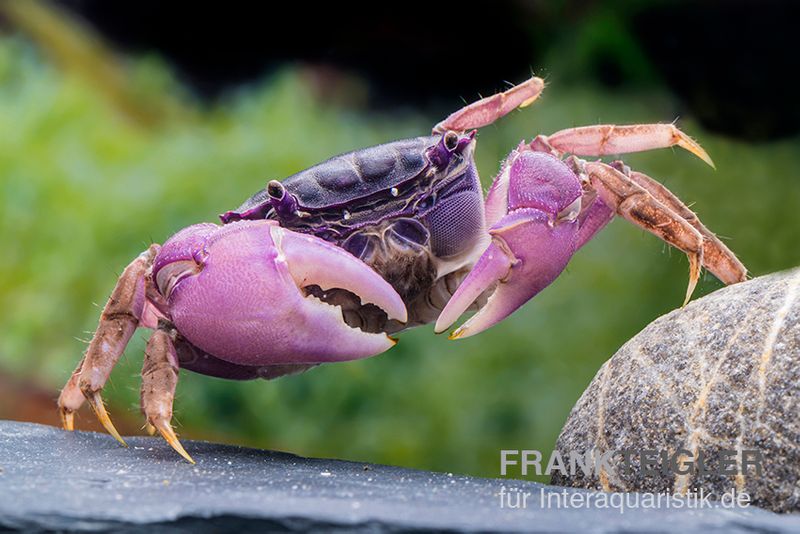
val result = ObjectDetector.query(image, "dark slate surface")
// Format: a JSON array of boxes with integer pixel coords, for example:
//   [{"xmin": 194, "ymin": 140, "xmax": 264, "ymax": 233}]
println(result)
[{"xmin": 1, "ymin": 421, "xmax": 799, "ymax": 533}]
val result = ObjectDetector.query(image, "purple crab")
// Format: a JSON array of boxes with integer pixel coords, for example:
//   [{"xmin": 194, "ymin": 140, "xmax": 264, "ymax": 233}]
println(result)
[{"xmin": 58, "ymin": 77, "xmax": 747, "ymax": 463}]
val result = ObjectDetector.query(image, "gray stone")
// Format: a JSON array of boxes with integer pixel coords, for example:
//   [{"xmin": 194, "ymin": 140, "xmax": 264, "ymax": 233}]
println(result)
[
  {"xmin": 1, "ymin": 421, "xmax": 799, "ymax": 532},
  {"xmin": 554, "ymin": 268, "xmax": 800, "ymax": 514}
]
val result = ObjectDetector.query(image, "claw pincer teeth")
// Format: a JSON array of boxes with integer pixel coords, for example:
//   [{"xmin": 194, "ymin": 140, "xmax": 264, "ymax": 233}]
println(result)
[{"xmin": 269, "ymin": 226, "xmax": 407, "ymax": 324}]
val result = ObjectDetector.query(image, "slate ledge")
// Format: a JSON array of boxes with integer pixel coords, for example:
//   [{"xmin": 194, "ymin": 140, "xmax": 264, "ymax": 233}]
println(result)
[{"xmin": 1, "ymin": 421, "xmax": 798, "ymax": 533}]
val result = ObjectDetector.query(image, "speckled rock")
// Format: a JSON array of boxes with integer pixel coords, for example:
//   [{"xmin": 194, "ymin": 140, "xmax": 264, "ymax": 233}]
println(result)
[{"xmin": 553, "ymin": 268, "xmax": 800, "ymax": 513}]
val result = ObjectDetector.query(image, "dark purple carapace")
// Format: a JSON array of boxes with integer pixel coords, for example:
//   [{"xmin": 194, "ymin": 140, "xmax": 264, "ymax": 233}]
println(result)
[{"xmin": 221, "ymin": 131, "xmax": 486, "ymax": 321}]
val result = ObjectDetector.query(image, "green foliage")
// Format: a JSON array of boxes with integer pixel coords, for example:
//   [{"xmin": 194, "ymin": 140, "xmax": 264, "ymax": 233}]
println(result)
[{"xmin": 1, "ymin": 35, "xmax": 798, "ymax": 481}]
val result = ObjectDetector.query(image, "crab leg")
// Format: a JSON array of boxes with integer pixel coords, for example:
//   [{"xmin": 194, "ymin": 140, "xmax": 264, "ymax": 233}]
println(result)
[
  {"xmin": 584, "ymin": 161, "xmax": 705, "ymax": 305},
  {"xmin": 140, "ymin": 324, "xmax": 194, "ymax": 464},
  {"xmin": 433, "ymin": 76, "xmax": 545, "ymax": 134},
  {"xmin": 542, "ymin": 124, "xmax": 715, "ymax": 168},
  {"xmin": 628, "ymin": 170, "xmax": 747, "ymax": 284},
  {"xmin": 58, "ymin": 245, "xmax": 159, "ymax": 444}
]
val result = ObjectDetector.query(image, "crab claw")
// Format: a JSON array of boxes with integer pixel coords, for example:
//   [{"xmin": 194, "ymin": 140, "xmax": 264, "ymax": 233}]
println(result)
[
  {"xmin": 273, "ymin": 226, "xmax": 407, "ymax": 325},
  {"xmin": 435, "ymin": 151, "xmax": 582, "ymax": 339},
  {"xmin": 436, "ymin": 210, "xmax": 577, "ymax": 339},
  {"xmin": 155, "ymin": 220, "xmax": 407, "ymax": 366}
]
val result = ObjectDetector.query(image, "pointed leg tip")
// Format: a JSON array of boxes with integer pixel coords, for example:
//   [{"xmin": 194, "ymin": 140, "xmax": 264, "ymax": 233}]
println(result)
[
  {"xmin": 176, "ymin": 447, "xmax": 197, "ymax": 465},
  {"xmin": 687, "ymin": 142, "xmax": 715, "ymax": 169},
  {"xmin": 87, "ymin": 392, "xmax": 128, "ymax": 447},
  {"xmin": 674, "ymin": 129, "xmax": 715, "ymax": 169},
  {"xmin": 699, "ymin": 152, "xmax": 716, "ymax": 170},
  {"xmin": 108, "ymin": 428, "xmax": 129, "ymax": 447},
  {"xmin": 170, "ymin": 442, "xmax": 196, "ymax": 464},
  {"xmin": 682, "ymin": 282, "xmax": 698, "ymax": 308},
  {"xmin": 682, "ymin": 255, "xmax": 701, "ymax": 307},
  {"xmin": 153, "ymin": 420, "xmax": 196, "ymax": 464},
  {"xmin": 60, "ymin": 409, "xmax": 75, "ymax": 431}
]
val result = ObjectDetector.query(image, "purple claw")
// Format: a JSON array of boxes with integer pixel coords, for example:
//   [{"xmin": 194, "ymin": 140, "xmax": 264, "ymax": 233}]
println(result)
[
  {"xmin": 154, "ymin": 220, "xmax": 407, "ymax": 366},
  {"xmin": 436, "ymin": 150, "xmax": 582, "ymax": 338},
  {"xmin": 436, "ymin": 209, "xmax": 577, "ymax": 338},
  {"xmin": 434, "ymin": 240, "xmax": 512, "ymax": 335},
  {"xmin": 274, "ymin": 226, "xmax": 407, "ymax": 323}
]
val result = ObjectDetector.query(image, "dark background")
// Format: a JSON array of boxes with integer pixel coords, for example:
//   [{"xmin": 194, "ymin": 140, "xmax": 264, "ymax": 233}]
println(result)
[{"xmin": 57, "ymin": 0, "xmax": 799, "ymax": 140}]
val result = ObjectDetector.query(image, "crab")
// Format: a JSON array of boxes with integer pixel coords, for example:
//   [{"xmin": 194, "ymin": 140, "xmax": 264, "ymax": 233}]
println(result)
[{"xmin": 58, "ymin": 77, "xmax": 747, "ymax": 463}]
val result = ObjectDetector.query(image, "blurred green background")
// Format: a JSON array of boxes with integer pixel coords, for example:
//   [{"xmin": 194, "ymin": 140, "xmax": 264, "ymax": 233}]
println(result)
[{"xmin": 1, "ymin": 1, "xmax": 798, "ymax": 482}]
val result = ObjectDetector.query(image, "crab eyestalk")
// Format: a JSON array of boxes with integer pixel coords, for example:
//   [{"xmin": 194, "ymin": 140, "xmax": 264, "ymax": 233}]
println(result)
[
  {"xmin": 267, "ymin": 180, "xmax": 300, "ymax": 220},
  {"xmin": 428, "ymin": 130, "xmax": 476, "ymax": 169}
]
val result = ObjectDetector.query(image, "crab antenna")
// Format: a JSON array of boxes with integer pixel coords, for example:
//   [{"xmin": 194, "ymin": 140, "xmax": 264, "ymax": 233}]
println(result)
[{"xmin": 432, "ymin": 76, "xmax": 545, "ymax": 134}]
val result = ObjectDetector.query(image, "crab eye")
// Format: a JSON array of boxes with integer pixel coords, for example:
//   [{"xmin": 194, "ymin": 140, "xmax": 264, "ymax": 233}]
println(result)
[
  {"xmin": 443, "ymin": 131, "xmax": 459, "ymax": 151},
  {"xmin": 267, "ymin": 180, "xmax": 285, "ymax": 200}
]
